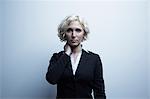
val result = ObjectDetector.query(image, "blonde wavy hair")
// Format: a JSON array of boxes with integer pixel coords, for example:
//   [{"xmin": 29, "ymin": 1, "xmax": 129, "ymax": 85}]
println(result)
[{"xmin": 58, "ymin": 15, "xmax": 90, "ymax": 42}]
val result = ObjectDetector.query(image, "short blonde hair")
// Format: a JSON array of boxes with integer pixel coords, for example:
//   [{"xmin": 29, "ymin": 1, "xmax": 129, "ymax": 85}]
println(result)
[{"xmin": 58, "ymin": 15, "xmax": 90, "ymax": 42}]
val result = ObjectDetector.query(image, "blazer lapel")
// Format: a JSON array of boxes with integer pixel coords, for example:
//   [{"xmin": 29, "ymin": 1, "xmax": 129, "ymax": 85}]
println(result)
[{"xmin": 75, "ymin": 49, "xmax": 89, "ymax": 78}]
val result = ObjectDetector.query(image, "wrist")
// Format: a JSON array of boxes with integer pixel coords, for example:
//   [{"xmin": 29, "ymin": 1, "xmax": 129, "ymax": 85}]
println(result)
[{"xmin": 64, "ymin": 44, "xmax": 72, "ymax": 56}]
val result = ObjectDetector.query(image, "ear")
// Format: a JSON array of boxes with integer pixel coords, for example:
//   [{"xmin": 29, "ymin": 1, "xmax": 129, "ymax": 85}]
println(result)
[
  {"xmin": 63, "ymin": 33, "xmax": 67, "ymax": 40},
  {"xmin": 81, "ymin": 36, "xmax": 85, "ymax": 42},
  {"xmin": 83, "ymin": 34, "xmax": 87, "ymax": 41}
]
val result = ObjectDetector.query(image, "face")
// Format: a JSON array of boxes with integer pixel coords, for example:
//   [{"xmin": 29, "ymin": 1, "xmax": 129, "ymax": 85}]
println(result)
[{"xmin": 65, "ymin": 21, "xmax": 85, "ymax": 47}]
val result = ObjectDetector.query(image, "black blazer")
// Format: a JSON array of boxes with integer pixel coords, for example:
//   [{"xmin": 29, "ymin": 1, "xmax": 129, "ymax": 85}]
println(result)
[{"xmin": 46, "ymin": 49, "xmax": 106, "ymax": 99}]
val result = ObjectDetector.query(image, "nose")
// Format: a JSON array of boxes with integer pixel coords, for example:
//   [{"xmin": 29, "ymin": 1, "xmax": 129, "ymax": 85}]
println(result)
[{"xmin": 72, "ymin": 31, "xmax": 76, "ymax": 37}]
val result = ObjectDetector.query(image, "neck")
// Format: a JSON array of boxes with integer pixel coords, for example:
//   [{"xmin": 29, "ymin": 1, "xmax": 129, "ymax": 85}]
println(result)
[{"xmin": 71, "ymin": 44, "xmax": 82, "ymax": 54}]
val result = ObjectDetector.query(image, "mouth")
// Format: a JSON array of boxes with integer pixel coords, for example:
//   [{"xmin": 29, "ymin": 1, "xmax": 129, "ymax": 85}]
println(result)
[{"xmin": 71, "ymin": 40, "xmax": 77, "ymax": 42}]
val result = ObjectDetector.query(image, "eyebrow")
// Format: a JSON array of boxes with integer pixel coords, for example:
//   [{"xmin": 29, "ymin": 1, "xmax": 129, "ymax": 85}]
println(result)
[
  {"xmin": 69, "ymin": 27, "xmax": 81, "ymax": 29},
  {"xmin": 67, "ymin": 27, "xmax": 82, "ymax": 30}
]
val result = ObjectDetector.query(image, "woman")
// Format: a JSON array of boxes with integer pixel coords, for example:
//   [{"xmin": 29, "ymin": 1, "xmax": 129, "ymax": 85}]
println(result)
[{"xmin": 46, "ymin": 15, "xmax": 106, "ymax": 99}]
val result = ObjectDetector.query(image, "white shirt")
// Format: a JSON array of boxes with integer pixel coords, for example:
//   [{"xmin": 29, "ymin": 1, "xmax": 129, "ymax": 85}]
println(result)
[{"xmin": 70, "ymin": 51, "xmax": 82, "ymax": 75}]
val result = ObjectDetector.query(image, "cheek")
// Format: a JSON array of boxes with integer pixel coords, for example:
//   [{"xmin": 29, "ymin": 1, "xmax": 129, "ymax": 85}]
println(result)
[
  {"xmin": 78, "ymin": 34, "xmax": 84, "ymax": 41},
  {"xmin": 65, "ymin": 34, "xmax": 72, "ymax": 41}
]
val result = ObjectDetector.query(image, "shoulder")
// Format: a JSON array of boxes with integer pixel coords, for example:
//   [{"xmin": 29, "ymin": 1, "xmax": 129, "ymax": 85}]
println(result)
[
  {"xmin": 51, "ymin": 51, "xmax": 64, "ymax": 59},
  {"xmin": 84, "ymin": 49, "xmax": 100, "ymax": 57},
  {"xmin": 83, "ymin": 49, "xmax": 102, "ymax": 61},
  {"xmin": 83, "ymin": 50, "xmax": 102, "ymax": 66},
  {"xmin": 53, "ymin": 51, "xmax": 64, "ymax": 55}
]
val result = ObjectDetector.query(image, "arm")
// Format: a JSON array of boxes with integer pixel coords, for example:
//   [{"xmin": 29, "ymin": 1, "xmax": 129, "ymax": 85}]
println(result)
[
  {"xmin": 93, "ymin": 55, "xmax": 106, "ymax": 99},
  {"xmin": 46, "ymin": 52, "xmax": 70, "ymax": 85}
]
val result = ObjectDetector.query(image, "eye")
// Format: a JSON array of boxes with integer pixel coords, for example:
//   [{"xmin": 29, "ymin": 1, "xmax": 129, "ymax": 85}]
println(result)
[
  {"xmin": 75, "ymin": 28, "xmax": 82, "ymax": 32},
  {"xmin": 66, "ymin": 28, "xmax": 73, "ymax": 33}
]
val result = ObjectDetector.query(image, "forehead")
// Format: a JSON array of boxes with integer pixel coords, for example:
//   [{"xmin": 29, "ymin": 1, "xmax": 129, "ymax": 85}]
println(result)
[{"xmin": 68, "ymin": 21, "xmax": 83, "ymax": 28}]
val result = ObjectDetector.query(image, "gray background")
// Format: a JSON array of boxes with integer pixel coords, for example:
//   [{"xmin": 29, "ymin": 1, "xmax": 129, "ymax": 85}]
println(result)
[{"xmin": 0, "ymin": 0, "xmax": 150, "ymax": 99}]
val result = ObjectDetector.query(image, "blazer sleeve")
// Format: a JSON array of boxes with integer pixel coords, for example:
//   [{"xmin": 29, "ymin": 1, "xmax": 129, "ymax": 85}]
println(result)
[
  {"xmin": 46, "ymin": 52, "xmax": 70, "ymax": 85},
  {"xmin": 93, "ymin": 55, "xmax": 106, "ymax": 99}
]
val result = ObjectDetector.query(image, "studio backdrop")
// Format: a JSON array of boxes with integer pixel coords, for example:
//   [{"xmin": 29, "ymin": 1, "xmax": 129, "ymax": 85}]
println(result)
[{"xmin": 1, "ymin": 0, "xmax": 150, "ymax": 99}]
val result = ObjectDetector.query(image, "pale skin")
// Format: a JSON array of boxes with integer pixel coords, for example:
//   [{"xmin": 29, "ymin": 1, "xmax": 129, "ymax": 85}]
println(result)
[{"xmin": 64, "ymin": 21, "xmax": 85, "ymax": 63}]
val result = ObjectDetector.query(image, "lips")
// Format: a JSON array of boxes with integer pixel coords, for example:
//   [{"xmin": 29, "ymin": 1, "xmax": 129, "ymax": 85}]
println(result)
[{"xmin": 71, "ymin": 40, "xmax": 78, "ymax": 43}]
